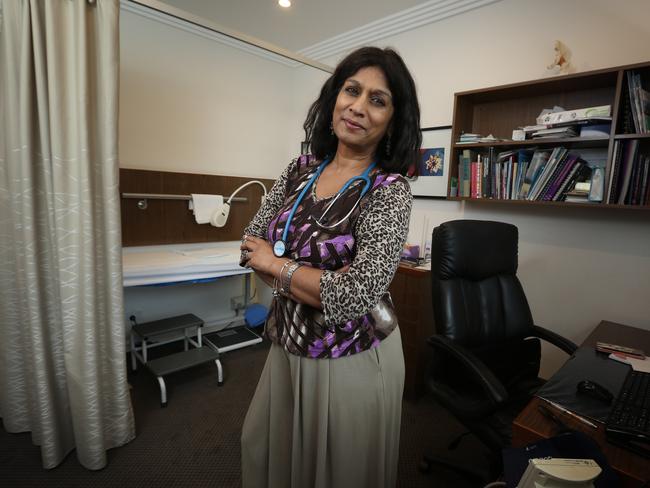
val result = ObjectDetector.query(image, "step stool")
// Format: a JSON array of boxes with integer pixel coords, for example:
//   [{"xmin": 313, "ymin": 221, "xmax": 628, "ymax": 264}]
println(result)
[{"xmin": 130, "ymin": 313, "xmax": 223, "ymax": 407}]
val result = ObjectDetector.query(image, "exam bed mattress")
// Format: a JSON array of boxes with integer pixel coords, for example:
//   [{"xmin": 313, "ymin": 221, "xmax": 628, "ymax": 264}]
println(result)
[{"xmin": 123, "ymin": 241, "xmax": 249, "ymax": 287}]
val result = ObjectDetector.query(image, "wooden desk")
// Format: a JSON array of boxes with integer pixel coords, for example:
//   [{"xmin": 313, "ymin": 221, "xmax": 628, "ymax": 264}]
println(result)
[
  {"xmin": 389, "ymin": 265, "xmax": 434, "ymax": 401},
  {"xmin": 512, "ymin": 321, "xmax": 650, "ymax": 487}
]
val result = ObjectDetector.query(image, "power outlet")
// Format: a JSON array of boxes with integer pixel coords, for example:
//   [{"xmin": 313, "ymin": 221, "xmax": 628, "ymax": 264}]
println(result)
[{"xmin": 230, "ymin": 296, "xmax": 245, "ymax": 312}]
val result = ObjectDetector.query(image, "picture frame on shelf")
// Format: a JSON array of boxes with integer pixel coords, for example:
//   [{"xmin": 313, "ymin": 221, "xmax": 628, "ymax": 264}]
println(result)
[{"xmin": 408, "ymin": 125, "xmax": 452, "ymax": 198}]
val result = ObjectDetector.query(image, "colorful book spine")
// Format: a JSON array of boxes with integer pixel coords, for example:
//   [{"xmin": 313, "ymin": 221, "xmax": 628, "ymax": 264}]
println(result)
[
  {"xmin": 461, "ymin": 149, "xmax": 474, "ymax": 197},
  {"xmin": 470, "ymin": 161, "xmax": 478, "ymax": 198},
  {"xmin": 555, "ymin": 162, "xmax": 586, "ymax": 201},
  {"xmin": 639, "ymin": 156, "xmax": 650, "ymax": 205},
  {"xmin": 528, "ymin": 147, "xmax": 567, "ymax": 200},
  {"xmin": 542, "ymin": 155, "xmax": 579, "ymax": 201},
  {"xmin": 606, "ymin": 141, "xmax": 623, "ymax": 203},
  {"xmin": 617, "ymin": 140, "xmax": 639, "ymax": 204},
  {"xmin": 628, "ymin": 152, "xmax": 642, "ymax": 205},
  {"xmin": 521, "ymin": 149, "xmax": 552, "ymax": 200}
]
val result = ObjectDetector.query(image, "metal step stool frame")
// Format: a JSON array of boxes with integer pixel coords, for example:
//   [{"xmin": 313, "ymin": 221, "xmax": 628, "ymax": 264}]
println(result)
[{"xmin": 130, "ymin": 313, "xmax": 223, "ymax": 406}]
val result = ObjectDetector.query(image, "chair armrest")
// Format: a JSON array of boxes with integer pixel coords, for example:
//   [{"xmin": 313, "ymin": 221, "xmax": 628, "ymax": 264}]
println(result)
[
  {"xmin": 427, "ymin": 335, "xmax": 508, "ymax": 408},
  {"xmin": 530, "ymin": 325, "xmax": 577, "ymax": 356}
]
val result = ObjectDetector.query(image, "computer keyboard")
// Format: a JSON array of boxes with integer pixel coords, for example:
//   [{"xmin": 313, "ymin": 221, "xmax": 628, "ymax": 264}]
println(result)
[{"xmin": 605, "ymin": 370, "xmax": 650, "ymax": 458}]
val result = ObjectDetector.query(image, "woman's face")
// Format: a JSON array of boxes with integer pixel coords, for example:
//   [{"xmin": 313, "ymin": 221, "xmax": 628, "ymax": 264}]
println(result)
[{"xmin": 332, "ymin": 66, "xmax": 394, "ymax": 155}]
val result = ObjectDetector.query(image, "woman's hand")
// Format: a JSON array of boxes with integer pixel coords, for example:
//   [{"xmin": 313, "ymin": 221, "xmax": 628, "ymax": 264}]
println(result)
[{"xmin": 240, "ymin": 235, "xmax": 278, "ymax": 275}]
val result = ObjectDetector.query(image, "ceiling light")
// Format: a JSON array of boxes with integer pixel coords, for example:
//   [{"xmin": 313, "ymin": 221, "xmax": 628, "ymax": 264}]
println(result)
[{"xmin": 278, "ymin": 0, "xmax": 291, "ymax": 8}]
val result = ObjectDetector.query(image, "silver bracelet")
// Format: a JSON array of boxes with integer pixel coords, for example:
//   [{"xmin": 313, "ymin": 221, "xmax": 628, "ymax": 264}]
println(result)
[
  {"xmin": 278, "ymin": 260, "xmax": 292, "ymax": 280},
  {"xmin": 272, "ymin": 276, "xmax": 281, "ymax": 297},
  {"xmin": 281, "ymin": 261, "xmax": 302, "ymax": 294},
  {"xmin": 276, "ymin": 260, "xmax": 293, "ymax": 296}
]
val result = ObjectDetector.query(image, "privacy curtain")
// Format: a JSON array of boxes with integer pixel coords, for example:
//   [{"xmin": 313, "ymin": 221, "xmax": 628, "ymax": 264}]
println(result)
[{"xmin": 0, "ymin": 0, "xmax": 135, "ymax": 469}]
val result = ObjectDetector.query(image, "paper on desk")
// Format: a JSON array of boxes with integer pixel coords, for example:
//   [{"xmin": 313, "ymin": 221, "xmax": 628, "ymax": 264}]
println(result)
[{"xmin": 609, "ymin": 353, "xmax": 650, "ymax": 373}]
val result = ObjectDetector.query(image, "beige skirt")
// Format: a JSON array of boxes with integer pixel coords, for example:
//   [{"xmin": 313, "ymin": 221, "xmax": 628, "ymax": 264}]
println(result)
[{"xmin": 241, "ymin": 327, "xmax": 405, "ymax": 488}]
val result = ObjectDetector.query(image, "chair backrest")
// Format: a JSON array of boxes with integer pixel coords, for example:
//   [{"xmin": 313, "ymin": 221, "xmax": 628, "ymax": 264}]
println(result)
[{"xmin": 430, "ymin": 220, "xmax": 535, "ymax": 348}]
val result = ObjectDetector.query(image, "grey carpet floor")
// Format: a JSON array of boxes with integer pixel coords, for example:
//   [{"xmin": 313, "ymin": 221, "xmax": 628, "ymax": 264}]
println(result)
[{"xmin": 0, "ymin": 339, "xmax": 490, "ymax": 487}]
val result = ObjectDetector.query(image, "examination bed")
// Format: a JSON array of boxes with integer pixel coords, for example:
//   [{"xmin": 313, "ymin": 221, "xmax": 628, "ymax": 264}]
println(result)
[{"xmin": 122, "ymin": 241, "xmax": 261, "ymax": 406}]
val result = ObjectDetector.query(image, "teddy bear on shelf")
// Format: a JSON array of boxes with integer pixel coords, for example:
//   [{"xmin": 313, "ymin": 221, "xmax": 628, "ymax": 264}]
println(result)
[{"xmin": 547, "ymin": 40, "xmax": 573, "ymax": 74}]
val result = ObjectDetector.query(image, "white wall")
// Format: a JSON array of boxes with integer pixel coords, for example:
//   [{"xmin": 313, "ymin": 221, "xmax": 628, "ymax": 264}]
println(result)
[
  {"xmin": 119, "ymin": 8, "xmax": 327, "ymax": 178},
  {"xmin": 364, "ymin": 0, "xmax": 650, "ymax": 376}
]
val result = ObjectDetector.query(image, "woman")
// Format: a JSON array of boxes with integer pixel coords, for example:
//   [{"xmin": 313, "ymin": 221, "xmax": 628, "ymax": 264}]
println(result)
[{"xmin": 239, "ymin": 46, "xmax": 421, "ymax": 488}]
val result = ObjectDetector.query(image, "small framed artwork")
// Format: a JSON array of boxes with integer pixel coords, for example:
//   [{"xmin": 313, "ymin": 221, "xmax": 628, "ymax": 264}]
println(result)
[{"xmin": 408, "ymin": 125, "xmax": 452, "ymax": 198}]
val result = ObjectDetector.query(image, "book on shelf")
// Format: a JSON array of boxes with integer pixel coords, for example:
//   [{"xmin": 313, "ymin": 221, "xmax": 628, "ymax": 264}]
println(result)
[
  {"xmin": 606, "ymin": 139, "xmax": 650, "ymax": 205},
  {"xmin": 606, "ymin": 141, "xmax": 623, "ymax": 203},
  {"xmin": 503, "ymin": 160, "xmax": 510, "ymax": 200},
  {"xmin": 627, "ymin": 150, "xmax": 643, "ymax": 205},
  {"xmin": 625, "ymin": 152, "xmax": 650, "ymax": 205},
  {"xmin": 477, "ymin": 134, "xmax": 505, "ymax": 143},
  {"xmin": 626, "ymin": 70, "xmax": 650, "ymax": 133},
  {"xmin": 536, "ymin": 105, "xmax": 611, "ymax": 125},
  {"xmin": 533, "ymin": 151, "xmax": 570, "ymax": 201},
  {"xmin": 496, "ymin": 150, "xmax": 514, "ymax": 199},
  {"xmin": 560, "ymin": 168, "xmax": 593, "ymax": 202},
  {"xmin": 519, "ymin": 149, "xmax": 550, "ymax": 199},
  {"xmin": 456, "ymin": 133, "xmax": 507, "ymax": 144},
  {"xmin": 458, "ymin": 133, "xmax": 481, "ymax": 144},
  {"xmin": 449, "ymin": 176, "xmax": 458, "ymax": 197},
  {"xmin": 634, "ymin": 72, "xmax": 649, "ymax": 133},
  {"xmin": 458, "ymin": 149, "xmax": 476, "ymax": 197},
  {"xmin": 551, "ymin": 117, "xmax": 613, "ymax": 128},
  {"xmin": 531, "ymin": 126, "xmax": 578, "ymax": 139},
  {"xmin": 514, "ymin": 149, "xmax": 533, "ymax": 199},
  {"xmin": 482, "ymin": 147, "xmax": 496, "ymax": 198},
  {"xmin": 527, "ymin": 147, "xmax": 568, "ymax": 200},
  {"xmin": 639, "ymin": 156, "xmax": 650, "ymax": 205},
  {"xmin": 470, "ymin": 157, "xmax": 483, "ymax": 199},
  {"xmin": 616, "ymin": 139, "xmax": 639, "ymax": 204},
  {"xmin": 627, "ymin": 71, "xmax": 641, "ymax": 132},
  {"xmin": 521, "ymin": 124, "xmax": 547, "ymax": 138},
  {"xmin": 564, "ymin": 191, "xmax": 589, "ymax": 203},
  {"xmin": 519, "ymin": 119, "xmax": 612, "ymax": 140},
  {"xmin": 553, "ymin": 161, "xmax": 588, "ymax": 202},
  {"xmin": 622, "ymin": 85, "xmax": 634, "ymax": 134},
  {"xmin": 541, "ymin": 154, "xmax": 580, "ymax": 201}
]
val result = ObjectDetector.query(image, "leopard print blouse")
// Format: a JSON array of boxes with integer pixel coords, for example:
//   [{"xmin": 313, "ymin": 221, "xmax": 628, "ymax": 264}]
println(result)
[{"xmin": 242, "ymin": 155, "xmax": 412, "ymax": 359}]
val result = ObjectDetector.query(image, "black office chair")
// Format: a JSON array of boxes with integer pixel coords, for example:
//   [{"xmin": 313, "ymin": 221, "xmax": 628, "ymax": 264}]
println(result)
[{"xmin": 421, "ymin": 219, "xmax": 578, "ymax": 480}]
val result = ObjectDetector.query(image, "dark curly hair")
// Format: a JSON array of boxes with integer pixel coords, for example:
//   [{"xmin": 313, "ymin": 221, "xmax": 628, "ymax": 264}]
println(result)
[{"xmin": 303, "ymin": 47, "xmax": 421, "ymax": 176}]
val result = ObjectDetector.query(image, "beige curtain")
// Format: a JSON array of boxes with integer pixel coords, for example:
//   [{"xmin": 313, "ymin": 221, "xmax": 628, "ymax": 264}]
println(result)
[{"xmin": 0, "ymin": 0, "xmax": 135, "ymax": 469}]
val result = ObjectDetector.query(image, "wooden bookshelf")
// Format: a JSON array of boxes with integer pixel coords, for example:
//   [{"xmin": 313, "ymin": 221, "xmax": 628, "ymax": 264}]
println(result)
[{"xmin": 448, "ymin": 60, "xmax": 650, "ymax": 208}]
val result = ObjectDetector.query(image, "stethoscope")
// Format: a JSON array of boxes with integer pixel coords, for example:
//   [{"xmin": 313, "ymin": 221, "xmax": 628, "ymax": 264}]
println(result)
[{"xmin": 272, "ymin": 158, "xmax": 376, "ymax": 257}]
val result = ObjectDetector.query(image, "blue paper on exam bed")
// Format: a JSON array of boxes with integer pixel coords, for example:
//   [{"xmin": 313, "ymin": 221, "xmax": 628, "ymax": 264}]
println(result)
[{"xmin": 535, "ymin": 346, "xmax": 630, "ymax": 423}]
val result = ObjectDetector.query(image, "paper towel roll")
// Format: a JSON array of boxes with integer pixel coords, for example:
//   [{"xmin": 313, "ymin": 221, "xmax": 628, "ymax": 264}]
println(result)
[{"xmin": 190, "ymin": 194, "xmax": 223, "ymax": 224}]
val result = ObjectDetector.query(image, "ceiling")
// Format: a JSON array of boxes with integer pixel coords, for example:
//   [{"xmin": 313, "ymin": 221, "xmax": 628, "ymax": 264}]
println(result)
[
  {"xmin": 157, "ymin": 0, "xmax": 482, "ymax": 57},
  {"xmin": 159, "ymin": 0, "xmax": 424, "ymax": 52}
]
